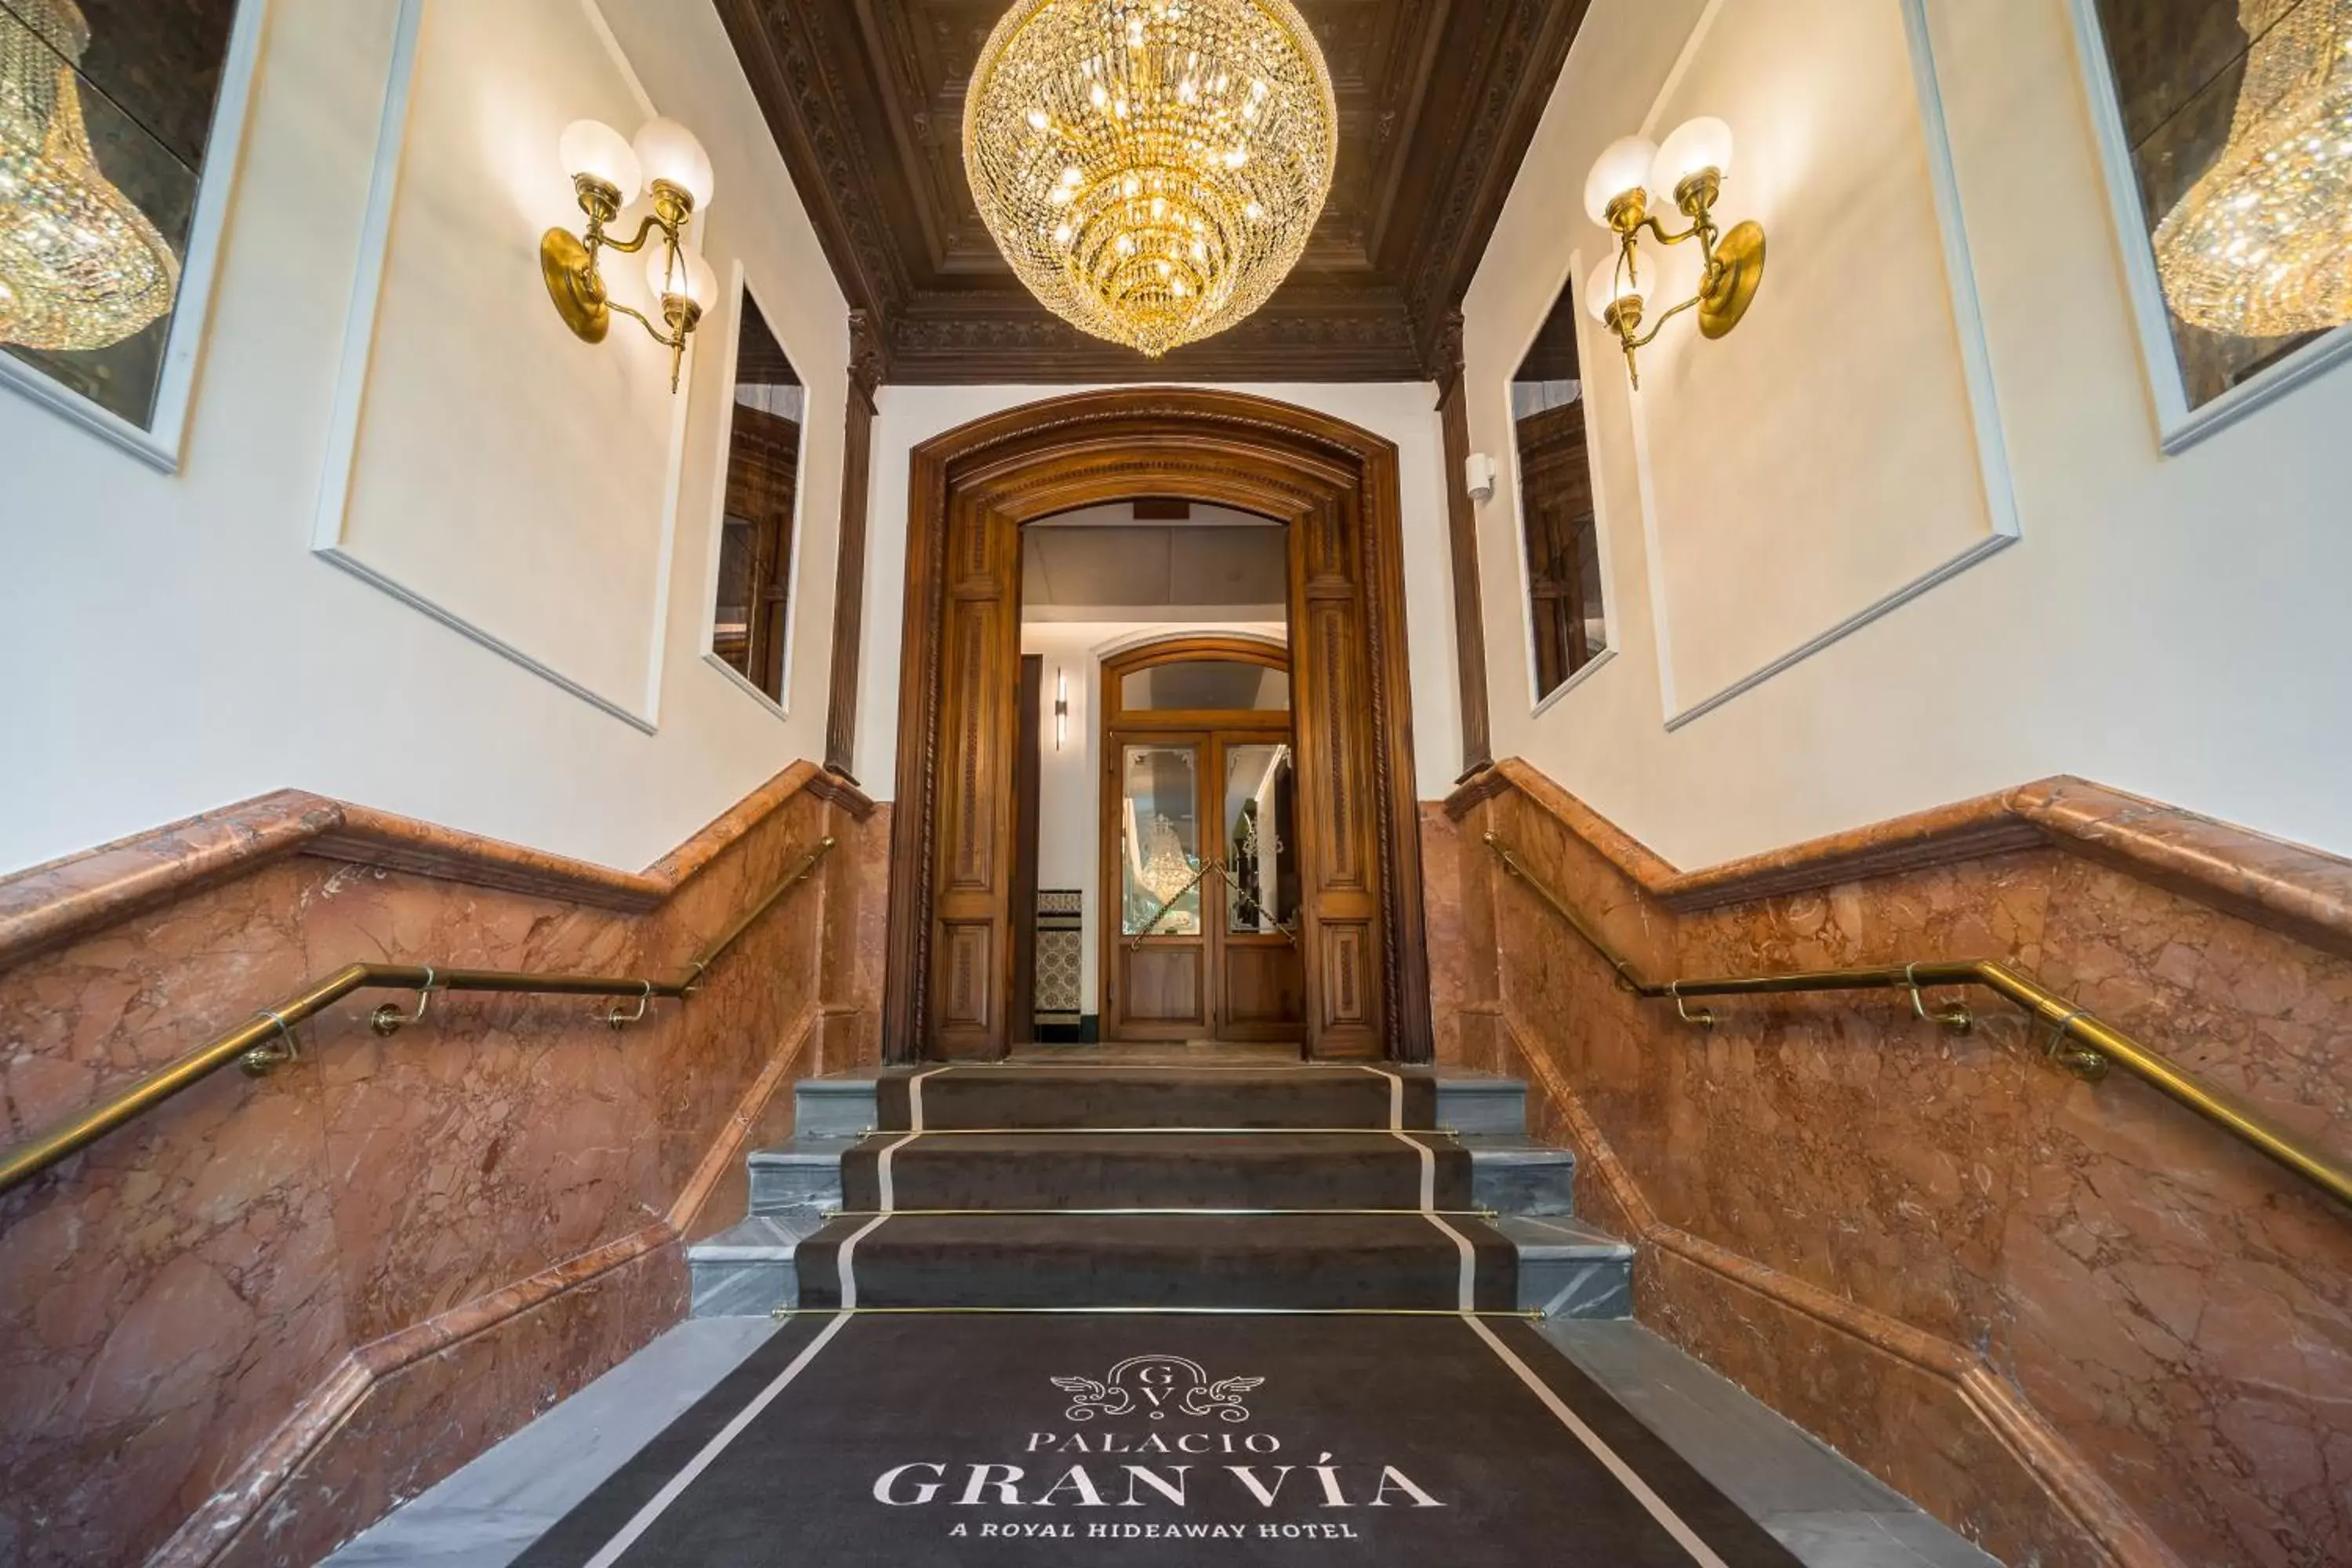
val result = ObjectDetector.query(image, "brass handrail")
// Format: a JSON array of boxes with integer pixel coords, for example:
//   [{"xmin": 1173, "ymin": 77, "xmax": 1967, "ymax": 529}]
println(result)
[
  {"xmin": 1482, "ymin": 830, "xmax": 2352, "ymax": 1210},
  {"xmin": 0, "ymin": 836, "xmax": 837, "ymax": 1200}
]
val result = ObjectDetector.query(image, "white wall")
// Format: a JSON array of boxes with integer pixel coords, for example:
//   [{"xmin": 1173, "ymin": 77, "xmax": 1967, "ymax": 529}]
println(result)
[
  {"xmin": 1022, "ymin": 619, "xmax": 1287, "ymax": 1018},
  {"xmin": 851, "ymin": 382, "xmax": 1461, "ymax": 799},
  {"xmin": 1465, "ymin": 0, "xmax": 2352, "ymax": 866},
  {"xmin": 0, "ymin": 0, "xmax": 848, "ymax": 876}
]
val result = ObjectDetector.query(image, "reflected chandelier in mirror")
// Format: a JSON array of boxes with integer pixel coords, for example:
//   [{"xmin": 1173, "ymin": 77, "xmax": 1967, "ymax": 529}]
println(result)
[
  {"xmin": 2153, "ymin": 0, "xmax": 2352, "ymax": 339},
  {"xmin": 0, "ymin": 0, "xmax": 180, "ymax": 352}
]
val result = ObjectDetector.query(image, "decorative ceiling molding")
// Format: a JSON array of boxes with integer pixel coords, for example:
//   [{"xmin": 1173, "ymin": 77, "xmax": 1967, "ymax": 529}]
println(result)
[{"xmin": 717, "ymin": 0, "xmax": 1590, "ymax": 384}]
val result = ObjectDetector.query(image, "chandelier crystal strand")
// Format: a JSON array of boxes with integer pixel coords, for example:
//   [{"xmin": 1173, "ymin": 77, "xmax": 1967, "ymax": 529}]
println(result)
[
  {"xmin": 2152, "ymin": 0, "xmax": 2352, "ymax": 338},
  {"xmin": 964, "ymin": 0, "xmax": 1335, "ymax": 357},
  {"xmin": 0, "ymin": 0, "xmax": 180, "ymax": 351}
]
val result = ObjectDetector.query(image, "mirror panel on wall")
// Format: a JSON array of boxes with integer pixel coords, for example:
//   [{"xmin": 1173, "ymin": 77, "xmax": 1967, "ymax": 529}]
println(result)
[
  {"xmin": 2085, "ymin": 0, "xmax": 2339, "ymax": 411},
  {"xmin": 711, "ymin": 290, "xmax": 801, "ymax": 705},
  {"xmin": 0, "ymin": 0, "xmax": 249, "ymax": 440},
  {"xmin": 1512, "ymin": 275, "xmax": 1609, "ymax": 702}
]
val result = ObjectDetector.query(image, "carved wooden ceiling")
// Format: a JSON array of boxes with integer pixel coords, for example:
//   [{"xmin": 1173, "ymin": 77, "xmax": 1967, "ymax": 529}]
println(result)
[{"xmin": 717, "ymin": 0, "xmax": 1591, "ymax": 383}]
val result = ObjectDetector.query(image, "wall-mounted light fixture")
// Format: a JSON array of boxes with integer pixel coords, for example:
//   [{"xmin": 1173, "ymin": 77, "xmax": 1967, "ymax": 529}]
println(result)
[
  {"xmin": 540, "ymin": 117, "xmax": 717, "ymax": 391},
  {"xmin": 1464, "ymin": 452, "xmax": 1497, "ymax": 503},
  {"xmin": 1581, "ymin": 118, "xmax": 1765, "ymax": 390},
  {"xmin": 1053, "ymin": 667, "xmax": 1069, "ymax": 750}
]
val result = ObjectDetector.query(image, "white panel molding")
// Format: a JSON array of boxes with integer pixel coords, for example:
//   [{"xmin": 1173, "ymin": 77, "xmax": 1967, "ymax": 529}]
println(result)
[
  {"xmin": 1621, "ymin": 0, "xmax": 2021, "ymax": 731},
  {"xmin": 0, "ymin": 0, "xmax": 270, "ymax": 470},
  {"xmin": 2063, "ymin": 0, "xmax": 2352, "ymax": 455},
  {"xmin": 307, "ymin": 0, "xmax": 695, "ymax": 735}
]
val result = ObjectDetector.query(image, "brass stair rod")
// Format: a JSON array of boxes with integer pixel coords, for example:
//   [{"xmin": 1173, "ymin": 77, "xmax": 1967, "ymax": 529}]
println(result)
[
  {"xmin": 1483, "ymin": 830, "xmax": 2352, "ymax": 1210},
  {"xmin": 0, "ymin": 837, "xmax": 835, "ymax": 1200}
]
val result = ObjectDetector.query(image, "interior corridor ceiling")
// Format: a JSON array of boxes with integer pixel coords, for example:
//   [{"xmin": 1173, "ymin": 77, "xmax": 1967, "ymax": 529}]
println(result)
[
  {"xmin": 715, "ymin": 0, "xmax": 1592, "ymax": 383},
  {"xmin": 1023, "ymin": 506, "xmax": 1288, "ymax": 616}
]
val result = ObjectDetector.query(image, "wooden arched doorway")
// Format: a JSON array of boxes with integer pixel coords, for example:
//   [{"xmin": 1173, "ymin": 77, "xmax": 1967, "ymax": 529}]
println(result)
[{"xmin": 882, "ymin": 389, "xmax": 1430, "ymax": 1063}]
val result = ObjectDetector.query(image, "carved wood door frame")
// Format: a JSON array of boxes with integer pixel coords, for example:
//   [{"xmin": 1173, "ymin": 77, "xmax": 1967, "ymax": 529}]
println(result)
[{"xmin": 882, "ymin": 389, "xmax": 1432, "ymax": 1063}]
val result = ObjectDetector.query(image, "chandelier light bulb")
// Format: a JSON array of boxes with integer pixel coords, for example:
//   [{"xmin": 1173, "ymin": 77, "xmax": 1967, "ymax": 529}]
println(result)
[
  {"xmin": 963, "ymin": 0, "xmax": 1336, "ymax": 357},
  {"xmin": 1583, "ymin": 135, "xmax": 1659, "ymax": 225},
  {"xmin": 1650, "ymin": 117, "xmax": 1734, "ymax": 198},
  {"xmin": 632, "ymin": 117, "xmax": 714, "ymax": 210},
  {"xmin": 558, "ymin": 118, "xmax": 641, "ymax": 201}
]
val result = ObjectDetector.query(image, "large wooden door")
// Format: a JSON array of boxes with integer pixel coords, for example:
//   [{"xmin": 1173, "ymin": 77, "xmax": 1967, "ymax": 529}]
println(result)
[{"xmin": 885, "ymin": 390, "xmax": 1432, "ymax": 1064}]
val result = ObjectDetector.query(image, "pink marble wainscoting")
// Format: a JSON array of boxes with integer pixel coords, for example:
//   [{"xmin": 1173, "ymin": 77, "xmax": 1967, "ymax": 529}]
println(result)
[
  {"xmin": 0, "ymin": 764, "xmax": 878, "ymax": 1568},
  {"xmin": 1444, "ymin": 759, "xmax": 2352, "ymax": 1568}
]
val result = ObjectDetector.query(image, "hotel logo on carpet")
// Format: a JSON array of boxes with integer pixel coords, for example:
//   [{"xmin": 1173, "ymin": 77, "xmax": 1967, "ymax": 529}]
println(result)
[{"xmin": 1053, "ymin": 1354, "xmax": 1263, "ymax": 1424}]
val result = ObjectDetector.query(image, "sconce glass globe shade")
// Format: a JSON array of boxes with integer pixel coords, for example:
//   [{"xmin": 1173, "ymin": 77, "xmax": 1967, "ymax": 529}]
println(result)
[
  {"xmin": 1651, "ymin": 117, "xmax": 1734, "ymax": 195},
  {"xmin": 1585, "ymin": 255, "xmax": 1642, "ymax": 321},
  {"xmin": 559, "ymin": 119, "xmax": 641, "ymax": 200},
  {"xmin": 633, "ymin": 118, "xmax": 715, "ymax": 209},
  {"xmin": 1583, "ymin": 135, "xmax": 1658, "ymax": 224},
  {"xmin": 648, "ymin": 244, "xmax": 718, "ymax": 310}
]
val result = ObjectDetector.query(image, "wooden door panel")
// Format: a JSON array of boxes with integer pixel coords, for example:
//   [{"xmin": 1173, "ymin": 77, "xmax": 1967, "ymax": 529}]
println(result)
[
  {"xmin": 1223, "ymin": 943, "xmax": 1305, "ymax": 1027},
  {"xmin": 1287, "ymin": 506, "xmax": 1384, "ymax": 1058},
  {"xmin": 1120, "ymin": 946, "xmax": 1205, "ymax": 1029}
]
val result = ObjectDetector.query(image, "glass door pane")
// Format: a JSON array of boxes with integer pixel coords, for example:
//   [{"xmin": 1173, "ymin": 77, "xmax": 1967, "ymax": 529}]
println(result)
[
  {"xmin": 1120, "ymin": 745, "xmax": 1202, "ymax": 936},
  {"xmin": 1223, "ymin": 742, "xmax": 1298, "ymax": 935}
]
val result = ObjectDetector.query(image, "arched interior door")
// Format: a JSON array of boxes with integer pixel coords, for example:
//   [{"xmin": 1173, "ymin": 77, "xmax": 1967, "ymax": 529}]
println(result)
[{"xmin": 1102, "ymin": 641, "xmax": 1305, "ymax": 1045}]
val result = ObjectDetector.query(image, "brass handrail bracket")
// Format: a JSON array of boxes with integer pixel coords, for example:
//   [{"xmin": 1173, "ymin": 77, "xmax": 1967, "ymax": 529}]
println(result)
[{"xmin": 370, "ymin": 965, "xmax": 439, "ymax": 1037}]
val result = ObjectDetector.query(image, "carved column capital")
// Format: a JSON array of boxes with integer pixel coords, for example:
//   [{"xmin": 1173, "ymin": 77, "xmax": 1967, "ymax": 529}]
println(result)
[
  {"xmin": 1426, "ymin": 307, "xmax": 1468, "ymax": 400},
  {"xmin": 848, "ymin": 307, "xmax": 887, "ymax": 405}
]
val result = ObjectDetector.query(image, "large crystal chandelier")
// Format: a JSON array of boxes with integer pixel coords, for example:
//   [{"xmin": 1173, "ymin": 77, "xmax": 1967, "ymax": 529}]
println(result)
[
  {"xmin": 0, "ymin": 0, "xmax": 180, "ymax": 352},
  {"xmin": 2152, "ymin": 0, "xmax": 2352, "ymax": 338},
  {"xmin": 963, "ymin": 0, "xmax": 1335, "ymax": 357}
]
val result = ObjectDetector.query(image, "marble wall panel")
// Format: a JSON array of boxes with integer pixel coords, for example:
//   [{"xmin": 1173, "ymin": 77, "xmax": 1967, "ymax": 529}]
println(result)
[
  {"xmin": 0, "ymin": 770, "xmax": 862, "ymax": 1567},
  {"xmin": 1455, "ymin": 768, "xmax": 2352, "ymax": 1568},
  {"xmin": 215, "ymin": 1240, "xmax": 688, "ymax": 1568},
  {"xmin": 0, "ymin": 859, "xmax": 350, "ymax": 1566}
]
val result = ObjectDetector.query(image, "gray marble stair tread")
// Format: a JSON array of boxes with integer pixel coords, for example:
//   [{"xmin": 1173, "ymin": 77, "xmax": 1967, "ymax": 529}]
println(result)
[
  {"xmin": 1494, "ymin": 1213, "xmax": 1634, "ymax": 1256},
  {"xmin": 688, "ymin": 1209, "xmax": 829, "ymax": 1259},
  {"xmin": 321, "ymin": 1318, "xmax": 779, "ymax": 1567},
  {"xmin": 1540, "ymin": 1320, "xmax": 2003, "ymax": 1567},
  {"xmin": 747, "ymin": 1138, "xmax": 866, "ymax": 1163}
]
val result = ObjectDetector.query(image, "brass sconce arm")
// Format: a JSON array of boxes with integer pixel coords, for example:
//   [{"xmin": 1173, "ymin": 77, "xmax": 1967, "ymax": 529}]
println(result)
[
  {"xmin": 1584, "ymin": 124, "xmax": 1767, "ymax": 390},
  {"xmin": 540, "ymin": 118, "xmax": 718, "ymax": 393}
]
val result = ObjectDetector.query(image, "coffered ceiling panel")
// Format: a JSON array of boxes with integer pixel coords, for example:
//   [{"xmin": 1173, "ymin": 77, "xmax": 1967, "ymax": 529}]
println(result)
[{"xmin": 717, "ymin": 0, "xmax": 1591, "ymax": 383}]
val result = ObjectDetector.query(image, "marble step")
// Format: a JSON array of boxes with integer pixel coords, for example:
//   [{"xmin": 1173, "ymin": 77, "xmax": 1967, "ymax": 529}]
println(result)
[
  {"xmin": 746, "ymin": 1134, "xmax": 1577, "ymax": 1217},
  {"xmin": 789, "ymin": 1071, "xmax": 1528, "ymax": 1140},
  {"xmin": 687, "ymin": 1207, "xmax": 1628, "ymax": 1320}
]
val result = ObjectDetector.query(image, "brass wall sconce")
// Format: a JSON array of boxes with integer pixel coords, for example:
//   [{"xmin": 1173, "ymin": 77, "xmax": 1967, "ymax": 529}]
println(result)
[
  {"xmin": 1581, "ymin": 118, "xmax": 1766, "ymax": 389},
  {"xmin": 540, "ymin": 117, "xmax": 717, "ymax": 391}
]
